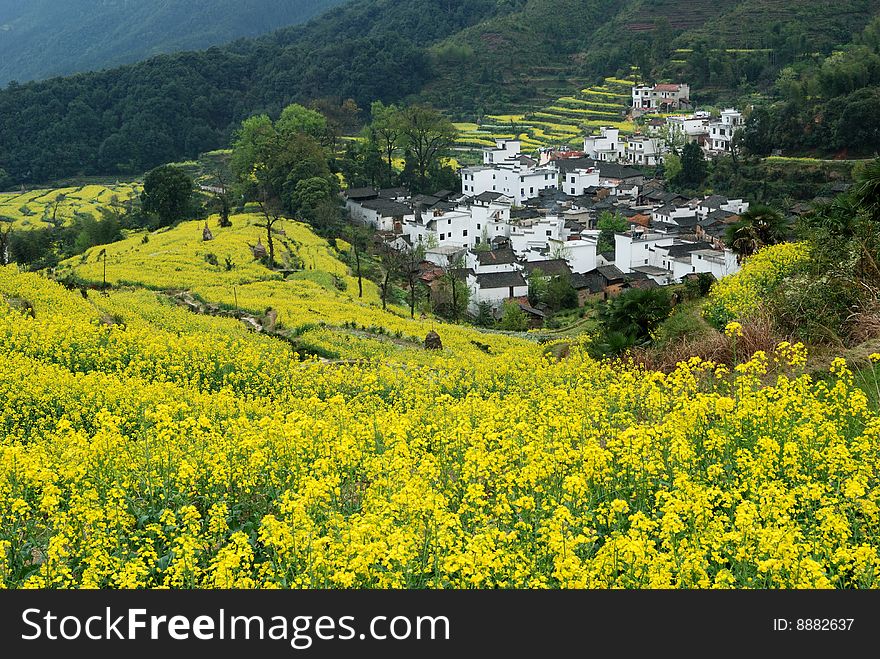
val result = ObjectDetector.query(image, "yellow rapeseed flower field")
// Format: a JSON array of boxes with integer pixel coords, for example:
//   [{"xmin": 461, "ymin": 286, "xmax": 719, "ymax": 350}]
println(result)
[{"xmin": 0, "ymin": 216, "xmax": 878, "ymax": 589}]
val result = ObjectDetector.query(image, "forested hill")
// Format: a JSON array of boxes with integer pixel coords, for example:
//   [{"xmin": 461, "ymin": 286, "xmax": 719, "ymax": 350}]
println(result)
[
  {"xmin": 0, "ymin": 0, "xmax": 505, "ymax": 184},
  {"xmin": 0, "ymin": 0, "xmax": 346, "ymax": 84},
  {"xmin": 1, "ymin": 0, "xmax": 879, "ymax": 186}
]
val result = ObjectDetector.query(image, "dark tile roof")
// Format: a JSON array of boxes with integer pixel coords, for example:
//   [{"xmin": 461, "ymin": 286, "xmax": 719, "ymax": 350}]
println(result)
[
  {"xmin": 703, "ymin": 209, "xmax": 735, "ymax": 224},
  {"xmin": 517, "ymin": 301, "xmax": 546, "ymax": 318},
  {"xmin": 476, "ymin": 271, "xmax": 527, "ymax": 289},
  {"xmin": 360, "ymin": 198, "xmax": 413, "ymax": 216},
  {"xmin": 663, "ymin": 241, "xmax": 713, "ymax": 257},
  {"xmin": 594, "ymin": 162, "xmax": 645, "ymax": 181},
  {"xmin": 474, "ymin": 191, "xmax": 506, "ymax": 203},
  {"xmin": 432, "ymin": 189, "xmax": 454, "ymax": 200},
  {"xmin": 411, "ymin": 194, "xmax": 441, "ymax": 208},
  {"xmin": 378, "ymin": 187, "xmax": 408, "ymax": 199},
  {"xmin": 475, "ymin": 247, "xmax": 518, "ymax": 265},
  {"xmin": 672, "ymin": 215, "xmax": 699, "ymax": 228},
  {"xmin": 596, "ymin": 265, "xmax": 626, "ymax": 281},
  {"xmin": 700, "ymin": 195, "xmax": 728, "ymax": 209},
  {"xmin": 448, "ymin": 267, "xmax": 475, "ymax": 282},
  {"xmin": 511, "ymin": 208, "xmax": 541, "ymax": 220},
  {"xmin": 522, "ymin": 259, "xmax": 572, "ymax": 277},
  {"xmin": 569, "ymin": 272, "xmax": 594, "ymax": 291},
  {"xmin": 627, "ymin": 278, "xmax": 660, "ymax": 290},
  {"xmin": 345, "ymin": 187, "xmax": 378, "ymax": 200}
]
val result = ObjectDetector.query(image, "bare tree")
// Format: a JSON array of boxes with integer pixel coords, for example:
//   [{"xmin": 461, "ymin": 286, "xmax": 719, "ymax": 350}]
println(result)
[
  {"xmin": 256, "ymin": 189, "xmax": 283, "ymax": 270},
  {"xmin": 213, "ymin": 166, "xmax": 233, "ymax": 227},
  {"xmin": 402, "ymin": 243, "xmax": 426, "ymax": 318},
  {"xmin": 0, "ymin": 219, "xmax": 12, "ymax": 266}
]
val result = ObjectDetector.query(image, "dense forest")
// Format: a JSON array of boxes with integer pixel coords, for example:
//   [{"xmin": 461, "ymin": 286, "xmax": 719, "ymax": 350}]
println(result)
[
  {"xmin": 0, "ymin": 0, "xmax": 503, "ymax": 185},
  {"xmin": 1, "ymin": 0, "xmax": 880, "ymax": 186},
  {"xmin": 0, "ymin": 0, "xmax": 346, "ymax": 84}
]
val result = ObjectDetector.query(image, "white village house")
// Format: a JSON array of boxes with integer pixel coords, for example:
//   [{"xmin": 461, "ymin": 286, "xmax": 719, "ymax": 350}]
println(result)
[
  {"xmin": 460, "ymin": 139, "xmax": 557, "ymax": 205},
  {"xmin": 631, "ymin": 83, "xmax": 691, "ymax": 112},
  {"xmin": 706, "ymin": 108, "xmax": 744, "ymax": 155}
]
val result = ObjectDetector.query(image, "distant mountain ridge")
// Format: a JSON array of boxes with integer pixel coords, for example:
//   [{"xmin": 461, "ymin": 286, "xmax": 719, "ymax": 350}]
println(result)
[{"xmin": 0, "ymin": 0, "xmax": 346, "ymax": 84}]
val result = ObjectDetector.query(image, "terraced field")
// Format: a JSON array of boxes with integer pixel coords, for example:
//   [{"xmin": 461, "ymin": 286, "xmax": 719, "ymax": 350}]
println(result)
[
  {"xmin": 454, "ymin": 77, "xmax": 637, "ymax": 155},
  {"xmin": 0, "ymin": 183, "xmax": 140, "ymax": 230}
]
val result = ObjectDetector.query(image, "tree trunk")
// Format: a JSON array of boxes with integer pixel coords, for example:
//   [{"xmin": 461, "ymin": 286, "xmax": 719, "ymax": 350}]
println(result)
[
  {"xmin": 266, "ymin": 222, "xmax": 275, "ymax": 270},
  {"xmin": 381, "ymin": 270, "xmax": 391, "ymax": 310},
  {"xmin": 450, "ymin": 276, "xmax": 458, "ymax": 321},
  {"xmin": 355, "ymin": 246, "xmax": 363, "ymax": 298}
]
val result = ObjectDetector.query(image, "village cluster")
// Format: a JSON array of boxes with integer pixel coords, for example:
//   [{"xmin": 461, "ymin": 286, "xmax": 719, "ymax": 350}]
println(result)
[{"xmin": 344, "ymin": 83, "xmax": 748, "ymax": 320}]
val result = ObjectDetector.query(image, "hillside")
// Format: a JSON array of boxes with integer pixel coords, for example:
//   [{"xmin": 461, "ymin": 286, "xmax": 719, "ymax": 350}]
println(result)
[
  {"xmin": 0, "ymin": 211, "xmax": 878, "ymax": 588},
  {"xmin": 1, "ymin": 0, "xmax": 880, "ymax": 185},
  {"xmin": 0, "ymin": 0, "xmax": 346, "ymax": 84}
]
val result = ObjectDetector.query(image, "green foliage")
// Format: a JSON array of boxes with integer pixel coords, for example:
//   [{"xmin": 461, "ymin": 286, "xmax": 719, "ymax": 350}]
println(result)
[
  {"xmin": 597, "ymin": 210, "xmax": 628, "ymax": 254},
  {"xmin": 230, "ymin": 107, "xmax": 337, "ymax": 234},
  {"xmin": 499, "ymin": 300, "xmax": 528, "ymax": 331},
  {"xmin": 673, "ymin": 142, "xmax": 708, "ymax": 191},
  {"xmin": 725, "ymin": 205, "xmax": 789, "ymax": 260},
  {"xmin": 140, "ymin": 165, "xmax": 194, "ymax": 228},
  {"xmin": 652, "ymin": 303, "xmax": 711, "ymax": 347},
  {"xmin": 683, "ymin": 272, "xmax": 716, "ymax": 299},
  {"xmin": 474, "ymin": 301, "xmax": 495, "ymax": 328},
  {"xmin": 0, "ymin": 0, "xmax": 497, "ymax": 184},
  {"xmin": 600, "ymin": 287, "xmax": 673, "ymax": 344}
]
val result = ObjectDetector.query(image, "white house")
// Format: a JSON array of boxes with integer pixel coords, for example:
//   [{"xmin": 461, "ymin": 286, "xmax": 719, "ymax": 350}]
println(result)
[
  {"xmin": 615, "ymin": 231, "xmax": 740, "ymax": 284},
  {"xmin": 665, "ymin": 111, "xmax": 711, "ymax": 144},
  {"xmin": 631, "ymin": 83, "xmax": 690, "ymax": 111},
  {"xmin": 460, "ymin": 164, "xmax": 558, "ymax": 206},
  {"xmin": 583, "ymin": 127, "xmax": 623, "ymax": 162},
  {"xmin": 624, "ymin": 135, "xmax": 664, "ymax": 167},
  {"xmin": 706, "ymin": 109, "xmax": 743, "ymax": 155},
  {"xmin": 483, "ymin": 139, "xmax": 522, "ymax": 165},
  {"xmin": 466, "ymin": 271, "xmax": 529, "ymax": 312},
  {"xmin": 614, "ymin": 231, "xmax": 675, "ymax": 274},
  {"xmin": 563, "ymin": 167, "xmax": 601, "ymax": 196},
  {"xmin": 696, "ymin": 195, "xmax": 749, "ymax": 219},
  {"xmin": 359, "ymin": 198, "xmax": 414, "ymax": 232},
  {"xmin": 508, "ymin": 216, "xmax": 566, "ymax": 255},
  {"xmin": 549, "ymin": 236, "xmax": 598, "ymax": 274}
]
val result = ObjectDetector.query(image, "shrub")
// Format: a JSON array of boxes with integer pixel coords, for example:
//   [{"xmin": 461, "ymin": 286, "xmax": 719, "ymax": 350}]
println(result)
[{"xmin": 704, "ymin": 242, "xmax": 810, "ymax": 329}]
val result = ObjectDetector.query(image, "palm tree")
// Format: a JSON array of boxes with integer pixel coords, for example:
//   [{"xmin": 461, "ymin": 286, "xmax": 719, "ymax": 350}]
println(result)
[
  {"xmin": 852, "ymin": 157, "xmax": 880, "ymax": 220},
  {"xmin": 725, "ymin": 205, "xmax": 788, "ymax": 261}
]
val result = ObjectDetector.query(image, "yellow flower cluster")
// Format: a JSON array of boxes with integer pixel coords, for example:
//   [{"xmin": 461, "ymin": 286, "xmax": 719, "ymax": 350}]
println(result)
[
  {"xmin": 0, "ymin": 183, "xmax": 140, "ymax": 230},
  {"xmin": 0, "ymin": 217, "xmax": 878, "ymax": 590},
  {"xmin": 704, "ymin": 242, "xmax": 810, "ymax": 328}
]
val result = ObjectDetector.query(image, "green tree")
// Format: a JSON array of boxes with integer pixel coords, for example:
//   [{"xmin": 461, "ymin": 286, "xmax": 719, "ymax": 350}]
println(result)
[
  {"xmin": 140, "ymin": 165, "xmax": 193, "ymax": 228},
  {"xmin": 601, "ymin": 287, "xmax": 672, "ymax": 343},
  {"xmin": 499, "ymin": 299, "xmax": 528, "ymax": 331},
  {"xmin": 527, "ymin": 267, "xmax": 549, "ymax": 306},
  {"xmin": 725, "ymin": 205, "xmax": 788, "ymax": 261},
  {"xmin": 276, "ymin": 103, "xmax": 330, "ymax": 145},
  {"xmin": 673, "ymin": 142, "xmax": 708, "ymax": 190},
  {"xmin": 398, "ymin": 105, "xmax": 457, "ymax": 193},
  {"xmin": 475, "ymin": 301, "xmax": 494, "ymax": 327},
  {"xmin": 597, "ymin": 210, "xmax": 629, "ymax": 254},
  {"xmin": 546, "ymin": 273, "xmax": 578, "ymax": 311},
  {"xmin": 231, "ymin": 109, "xmax": 337, "ymax": 232},
  {"xmin": 371, "ymin": 101, "xmax": 403, "ymax": 187}
]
